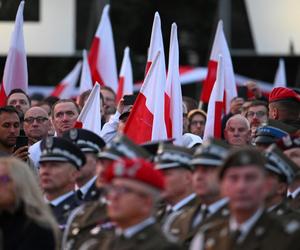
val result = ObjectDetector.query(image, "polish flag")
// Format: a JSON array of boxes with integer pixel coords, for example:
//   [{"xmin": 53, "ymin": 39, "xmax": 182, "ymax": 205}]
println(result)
[
  {"xmin": 88, "ymin": 5, "xmax": 118, "ymax": 92},
  {"xmin": 124, "ymin": 51, "xmax": 167, "ymax": 144},
  {"xmin": 203, "ymin": 55, "xmax": 224, "ymax": 140},
  {"xmin": 145, "ymin": 12, "xmax": 166, "ymax": 75},
  {"xmin": 79, "ymin": 50, "xmax": 93, "ymax": 96},
  {"xmin": 200, "ymin": 20, "xmax": 237, "ymax": 113},
  {"xmin": 165, "ymin": 23, "xmax": 183, "ymax": 144},
  {"xmin": 116, "ymin": 47, "xmax": 133, "ymax": 103},
  {"xmin": 274, "ymin": 59, "xmax": 287, "ymax": 88},
  {"xmin": 75, "ymin": 83, "xmax": 102, "ymax": 135},
  {"xmin": 0, "ymin": 1, "xmax": 27, "ymax": 107},
  {"xmin": 51, "ymin": 61, "xmax": 82, "ymax": 99}
]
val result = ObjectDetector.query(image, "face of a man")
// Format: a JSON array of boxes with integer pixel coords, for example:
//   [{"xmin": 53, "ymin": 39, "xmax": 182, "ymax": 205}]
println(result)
[
  {"xmin": 23, "ymin": 107, "xmax": 50, "ymax": 142},
  {"xmin": 221, "ymin": 166, "xmax": 267, "ymax": 213},
  {"xmin": 39, "ymin": 161, "xmax": 76, "ymax": 195},
  {"xmin": 0, "ymin": 112, "xmax": 20, "ymax": 148},
  {"xmin": 52, "ymin": 102, "xmax": 79, "ymax": 137},
  {"xmin": 192, "ymin": 166, "xmax": 220, "ymax": 200},
  {"xmin": 0, "ymin": 163, "xmax": 16, "ymax": 210},
  {"xmin": 246, "ymin": 105, "xmax": 268, "ymax": 128},
  {"xmin": 107, "ymin": 178, "xmax": 152, "ymax": 227},
  {"xmin": 101, "ymin": 89, "xmax": 116, "ymax": 114},
  {"xmin": 96, "ymin": 158, "xmax": 113, "ymax": 188},
  {"xmin": 161, "ymin": 168, "xmax": 191, "ymax": 203},
  {"xmin": 190, "ymin": 114, "xmax": 206, "ymax": 137},
  {"xmin": 7, "ymin": 93, "xmax": 30, "ymax": 115},
  {"xmin": 225, "ymin": 118, "xmax": 250, "ymax": 146},
  {"xmin": 76, "ymin": 153, "xmax": 97, "ymax": 186}
]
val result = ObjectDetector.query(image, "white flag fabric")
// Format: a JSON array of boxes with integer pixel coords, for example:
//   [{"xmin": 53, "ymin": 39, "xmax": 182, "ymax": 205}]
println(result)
[
  {"xmin": 200, "ymin": 20, "xmax": 237, "ymax": 114},
  {"xmin": 274, "ymin": 58, "xmax": 287, "ymax": 88},
  {"xmin": 166, "ymin": 23, "xmax": 183, "ymax": 145},
  {"xmin": 124, "ymin": 51, "xmax": 167, "ymax": 143},
  {"xmin": 75, "ymin": 83, "xmax": 102, "ymax": 135},
  {"xmin": 79, "ymin": 50, "xmax": 93, "ymax": 95},
  {"xmin": 51, "ymin": 61, "xmax": 82, "ymax": 99},
  {"xmin": 88, "ymin": 5, "xmax": 118, "ymax": 92},
  {"xmin": 203, "ymin": 55, "xmax": 225, "ymax": 141},
  {"xmin": 116, "ymin": 47, "xmax": 133, "ymax": 102},
  {"xmin": 0, "ymin": 1, "xmax": 27, "ymax": 106}
]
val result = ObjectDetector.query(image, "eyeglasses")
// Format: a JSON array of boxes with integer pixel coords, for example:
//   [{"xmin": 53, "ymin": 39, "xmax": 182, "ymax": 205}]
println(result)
[
  {"xmin": 24, "ymin": 116, "xmax": 48, "ymax": 124},
  {"xmin": 190, "ymin": 120, "xmax": 205, "ymax": 126},
  {"xmin": 106, "ymin": 185, "xmax": 148, "ymax": 197},
  {"xmin": 0, "ymin": 175, "xmax": 12, "ymax": 185},
  {"xmin": 246, "ymin": 111, "xmax": 267, "ymax": 118}
]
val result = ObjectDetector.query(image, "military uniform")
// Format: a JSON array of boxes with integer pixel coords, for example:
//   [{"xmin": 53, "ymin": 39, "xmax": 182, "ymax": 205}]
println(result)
[
  {"xmin": 62, "ymin": 198, "xmax": 111, "ymax": 250},
  {"xmin": 269, "ymin": 199, "xmax": 300, "ymax": 225},
  {"xmin": 190, "ymin": 210, "xmax": 300, "ymax": 250},
  {"xmin": 288, "ymin": 191, "xmax": 300, "ymax": 211},
  {"xmin": 98, "ymin": 221, "xmax": 181, "ymax": 250}
]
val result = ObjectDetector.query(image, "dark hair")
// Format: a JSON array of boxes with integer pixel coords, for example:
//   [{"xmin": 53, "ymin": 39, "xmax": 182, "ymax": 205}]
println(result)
[
  {"xmin": 7, "ymin": 89, "xmax": 31, "ymax": 106},
  {"xmin": 101, "ymin": 86, "xmax": 116, "ymax": 98},
  {"xmin": 78, "ymin": 89, "xmax": 104, "ymax": 109},
  {"xmin": 269, "ymin": 100, "xmax": 300, "ymax": 120},
  {"xmin": 0, "ymin": 105, "xmax": 21, "ymax": 119},
  {"xmin": 51, "ymin": 99, "xmax": 80, "ymax": 118},
  {"xmin": 43, "ymin": 96, "xmax": 60, "ymax": 107},
  {"xmin": 248, "ymin": 100, "xmax": 268, "ymax": 111}
]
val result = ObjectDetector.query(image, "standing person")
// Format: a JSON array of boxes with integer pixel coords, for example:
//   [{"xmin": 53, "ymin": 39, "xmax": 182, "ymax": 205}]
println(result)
[
  {"xmin": 39, "ymin": 137, "xmax": 86, "ymax": 228},
  {"xmin": 0, "ymin": 157, "xmax": 58, "ymax": 250},
  {"xmin": 97, "ymin": 158, "xmax": 181, "ymax": 250},
  {"xmin": 187, "ymin": 109, "xmax": 207, "ymax": 138},
  {"xmin": 6, "ymin": 89, "xmax": 31, "ymax": 117},
  {"xmin": 190, "ymin": 147, "xmax": 300, "ymax": 250},
  {"xmin": 63, "ymin": 128, "xmax": 106, "ymax": 202}
]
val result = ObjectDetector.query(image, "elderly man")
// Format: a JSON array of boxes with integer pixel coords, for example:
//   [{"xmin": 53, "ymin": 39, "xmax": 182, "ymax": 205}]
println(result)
[
  {"xmin": 190, "ymin": 147, "xmax": 300, "ymax": 250},
  {"xmin": 224, "ymin": 114, "xmax": 251, "ymax": 147},
  {"xmin": 97, "ymin": 158, "xmax": 181, "ymax": 250},
  {"xmin": 23, "ymin": 107, "xmax": 51, "ymax": 146},
  {"xmin": 39, "ymin": 137, "xmax": 86, "ymax": 228}
]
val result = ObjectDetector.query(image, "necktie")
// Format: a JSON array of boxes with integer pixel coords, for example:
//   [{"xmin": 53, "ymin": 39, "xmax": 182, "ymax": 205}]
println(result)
[
  {"xmin": 77, "ymin": 189, "xmax": 83, "ymax": 200},
  {"xmin": 192, "ymin": 205, "xmax": 209, "ymax": 228}
]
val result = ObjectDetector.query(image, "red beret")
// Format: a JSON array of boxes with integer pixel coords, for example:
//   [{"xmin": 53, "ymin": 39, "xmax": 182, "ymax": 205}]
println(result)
[
  {"xmin": 103, "ymin": 158, "xmax": 165, "ymax": 191},
  {"xmin": 269, "ymin": 87, "xmax": 300, "ymax": 103}
]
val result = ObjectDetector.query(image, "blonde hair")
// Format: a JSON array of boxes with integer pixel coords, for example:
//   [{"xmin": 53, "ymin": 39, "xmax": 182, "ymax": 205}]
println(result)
[{"xmin": 0, "ymin": 157, "xmax": 59, "ymax": 244}]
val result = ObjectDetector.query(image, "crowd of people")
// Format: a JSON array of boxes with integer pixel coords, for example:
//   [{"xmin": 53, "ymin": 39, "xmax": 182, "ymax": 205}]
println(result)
[{"xmin": 0, "ymin": 81, "xmax": 300, "ymax": 250}]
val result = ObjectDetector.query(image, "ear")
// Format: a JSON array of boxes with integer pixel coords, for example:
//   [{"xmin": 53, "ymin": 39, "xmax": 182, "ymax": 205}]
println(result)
[{"xmin": 270, "ymin": 107, "xmax": 279, "ymax": 120}]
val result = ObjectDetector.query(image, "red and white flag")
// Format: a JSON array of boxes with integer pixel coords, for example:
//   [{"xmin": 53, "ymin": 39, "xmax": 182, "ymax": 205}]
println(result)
[
  {"xmin": 274, "ymin": 58, "xmax": 287, "ymax": 88},
  {"xmin": 203, "ymin": 55, "xmax": 224, "ymax": 140},
  {"xmin": 145, "ymin": 12, "xmax": 166, "ymax": 75},
  {"xmin": 88, "ymin": 5, "xmax": 118, "ymax": 92},
  {"xmin": 79, "ymin": 50, "xmax": 93, "ymax": 95},
  {"xmin": 200, "ymin": 20, "xmax": 237, "ymax": 113},
  {"xmin": 75, "ymin": 83, "xmax": 102, "ymax": 135},
  {"xmin": 124, "ymin": 51, "xmax": 167, "ymax": 144},
  {"xmin": 165, "ymin": 23, "xmax": 183, "ymax": 144},
  {"xmin": 51, "ymin": 61, "xmax": 82, "ymax": 99},
  {"xmin": 116, "ymin": 47, "xmax": 133, "ymax": 102},
  {"xmin": 0, "ymin": 1, "xmax": 27, "ymax": 106}
]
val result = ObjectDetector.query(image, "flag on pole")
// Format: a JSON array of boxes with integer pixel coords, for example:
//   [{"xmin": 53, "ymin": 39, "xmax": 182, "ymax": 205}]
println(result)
[
  {"xmin": 0, "ymin": 1, "xmax": 27, "ymax": 107},
  {"xmin": 145, "ymin": 12, "xmax": 166, "ymax": 75},
  {"xmin": 274, "ymin": 58, "xmax": 287, "ymax": 88},
  {"xmin": 88, "ymin": 5, "xmax": 118, "ymax": 92},
  {"xmin": 124, "ymin": 51, "xmax": 167, "ymax": 144},
  {"xmin": 165, "ymin": 23, "xmax": 183, "ymax": 144},
  {"xmin": 116, "ymin": 47, "xmax": 133, "ymax": 103},
  {"xmin": 79, "ymin": 50, "xmax": 93, "ymax": 96},
  {"xmin": 51, "ymin": 61, "xmax": 82, "ymax": 99},
  {"xmin": 203, "ymin": 55, "xmax": 224, "ymax": 140},
  {"xmin": 200, "ymin": 20, "xmax": 237, "ymax": 113},
  {"xmin": 75, "ymin": 83, "xmax": 102, "ymax": 135}
]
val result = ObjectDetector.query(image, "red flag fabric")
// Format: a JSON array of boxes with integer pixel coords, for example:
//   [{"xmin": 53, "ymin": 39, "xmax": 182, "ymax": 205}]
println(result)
[
  {"xmin": 124, "ymin": 51, "xmax": 167, "ymax": 144},
  {"xmin": 203, "ymin": 55, "xmax": 225, "ymax": 140},
  {"xmin": 88, "ymin": 5, "xmax": 118, "ymax": 92},
  {"xmin": 116, "ymin": 47, "xmax": 133, "ymax": 103},
  {"xmin": 200, "ymin": 20, "xmax": 237, "ymax": 113},
  {"xmin": 51, "ymin": 61, "xmax": 82, "ymax": 99},
  {"xmin": 75, "ymin": 83, "xmax": 102, "ymax": 135},
  {"xmin": 0, "ymin": 1, "xmax": 27, "ymax": 107},
  {"xmin": 165, "ymin": 23, "xmax": 183, "ymax": 144}
]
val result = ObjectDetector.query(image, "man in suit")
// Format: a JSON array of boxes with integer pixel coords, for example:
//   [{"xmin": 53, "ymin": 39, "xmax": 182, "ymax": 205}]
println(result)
[
  {"xmin": 39, "ymin": 137, "xmax": 86, "ymax": 229},
  {"xmin": 190, "ymin": 147, "xmax": 300, "ymax": 250}
]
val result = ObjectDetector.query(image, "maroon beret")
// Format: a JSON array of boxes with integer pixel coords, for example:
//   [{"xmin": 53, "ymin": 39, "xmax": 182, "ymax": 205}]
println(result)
[{"xmin": 269, "ymin": 87, "xmax": 300, "ymax": 103}]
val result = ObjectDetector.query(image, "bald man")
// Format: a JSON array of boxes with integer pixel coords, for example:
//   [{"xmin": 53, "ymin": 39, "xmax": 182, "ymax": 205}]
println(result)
[
  {"xmin": 23, "ymin": 107, "xmax": 51, "ymax": 145},
  {"xmin": 224, "ymin": 114, "xmax": 251, "ymax": 147}
]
